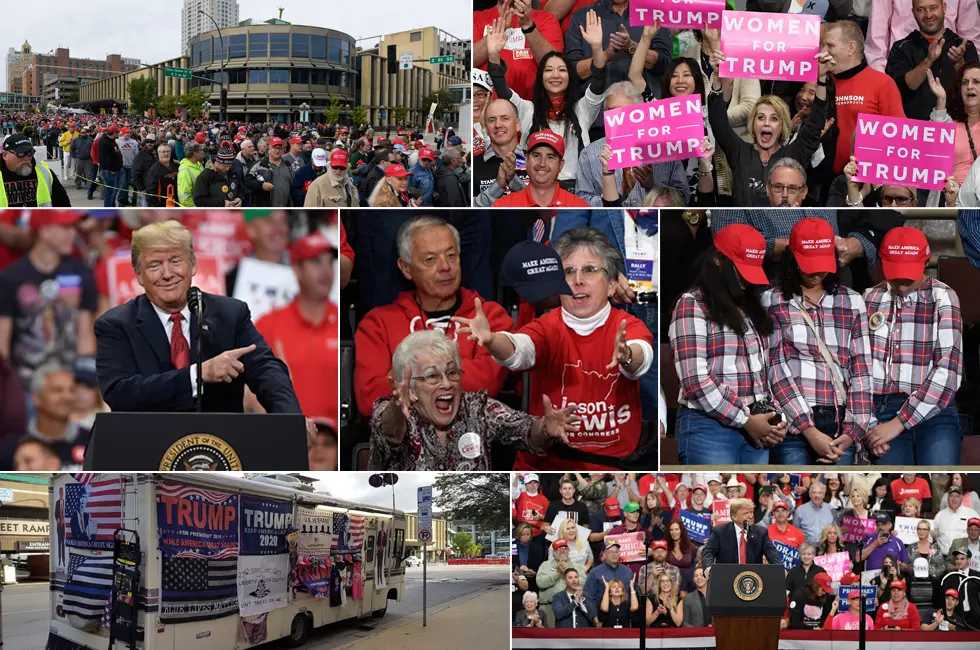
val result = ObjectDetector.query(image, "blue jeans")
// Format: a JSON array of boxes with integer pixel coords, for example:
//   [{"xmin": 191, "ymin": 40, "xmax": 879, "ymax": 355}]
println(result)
[
  {"xmin": 118, "ymin": 166, "xmax": 132, "ymax": 205},
  {"xmin": 772, "ymin": 405, "xmax": 857, "ymax": 465},
  {"xmin": 675, "ymin": 406, "xmax": 770, "ymax": 465},
  {"xmin": 88, "ymin": 164, "xmax": 99, "ymax": 198},
  {"xmin": 101, "ymin": 169, "xmax": 121, "ymax": 207},
  {"xmin": 871, "ymin": 394, "xmax": 962, "ymax": 465}
]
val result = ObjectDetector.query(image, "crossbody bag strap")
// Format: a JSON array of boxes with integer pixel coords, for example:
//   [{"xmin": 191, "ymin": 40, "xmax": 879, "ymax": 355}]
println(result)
[
  {"xmin": 967, "ymin": 124, "xmax": 978, "ymax": 162},
  {"xmin": 792, "ymin": 298, "xmax": 848, "ymax": 406}
]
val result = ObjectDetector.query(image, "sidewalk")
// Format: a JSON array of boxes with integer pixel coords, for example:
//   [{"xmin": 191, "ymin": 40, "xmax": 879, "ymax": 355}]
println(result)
[{"xmin": 325, "ymin": 587, "xmax": 508, "ymax": 650}]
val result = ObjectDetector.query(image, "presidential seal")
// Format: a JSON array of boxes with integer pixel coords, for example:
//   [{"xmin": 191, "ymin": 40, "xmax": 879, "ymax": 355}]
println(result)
[
  {"xmin": 869, "ymin": 311, "xmax": 886, "ymax": 331},
  {"xmin": 734, "ymin": 570, "xmax": 763, "ymax": 601},
  {"xmin": 159, "ymin": 434, "xmax": 243, "ymax": 471}
]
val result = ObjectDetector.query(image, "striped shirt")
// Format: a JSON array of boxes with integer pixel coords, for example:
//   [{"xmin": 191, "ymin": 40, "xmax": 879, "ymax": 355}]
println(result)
[
  {"xmin": 575, "ymin": 137, "xmax": 690, "ymax": 207},
  {"xmin": 863, "ymin": 278, "xmax": 963, "ymax": 429}
]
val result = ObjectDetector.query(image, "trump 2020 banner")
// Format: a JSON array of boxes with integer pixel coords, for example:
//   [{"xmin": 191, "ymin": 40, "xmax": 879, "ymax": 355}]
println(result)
[
  {"xmin": 678, "ymin": 510, "xmax": 710, "ymax": 544},
  {"xmin": 240, "ymin": 496, "xmax": 293, "ymax": 556},
  {"xmin": 631, "ymin": 0, "xmax": 724, "ymax": 29},
  {"xmin": 157, "ymin": 481, "xmax": 239, "ymax": 559},
  {"xmin": 719, "ymin": 11, "xmax": 820, "ymax": 82},
  {"xmin": 852, "ymin": 114, "xmax": 955, "ymax": 190},
  {"xmin": 63, "ymin": 475, "xmax": 122, "ymax": 551},
  {"xmin": 603, "ymin": 94, "xmax": 705, "ymax": 170}
]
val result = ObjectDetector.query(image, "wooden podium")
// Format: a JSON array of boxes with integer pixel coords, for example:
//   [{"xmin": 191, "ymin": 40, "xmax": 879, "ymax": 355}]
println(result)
[{"xmin": 706, "ymin": 563, "xmax": 786, "ymax": 650}]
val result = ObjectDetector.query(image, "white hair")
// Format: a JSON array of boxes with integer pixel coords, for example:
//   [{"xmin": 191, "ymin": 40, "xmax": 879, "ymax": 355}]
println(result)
[
  {"xmin": 395, "ymin": 215, "xmax": 461, "ymax": 264},
  {"xmin": 522, "ymin": 591, "xmax": 539, "ymax": 606},
  {"xmin": 391, "ymin": 331, "xmax": 462, "ymax": 383}
]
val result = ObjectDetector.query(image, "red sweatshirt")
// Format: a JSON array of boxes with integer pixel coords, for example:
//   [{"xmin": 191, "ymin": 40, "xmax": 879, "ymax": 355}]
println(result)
[
  {"xmin": 353, "ymin": 287, "xmax": 512, "ymax": 417},
  {"xmin": 513, "ymin": 307, "xmax": 654, "ymax": 471},
  {"xmin": 832, "ymin": 64, "xmax": 906, "ymax": 173},
  {"xmin": 516, "ymin": 490, "xmax": 550, "ymax": 537}
]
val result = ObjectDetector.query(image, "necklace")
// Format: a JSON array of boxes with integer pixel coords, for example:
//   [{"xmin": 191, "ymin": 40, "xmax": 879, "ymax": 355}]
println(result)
[{"xmin": 682, "ymin": 210, "xmax": 701, "ymax": 226}]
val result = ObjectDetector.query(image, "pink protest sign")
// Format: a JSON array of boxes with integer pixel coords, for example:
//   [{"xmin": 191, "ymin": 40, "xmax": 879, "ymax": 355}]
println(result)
[
  {"xmin": 603, "ymin": 94, "xmax": 705, "ymax": 170},
  {"xmin": 852, "ymin": 114, "xmax": 955, "ymax": 191},
  {"xmin": 719, "ymin": 11, "xmax": 820, "ymax": 82},
  {"xmin": 841, "ymin": 515, "xmax": 876, "ymax": 543},
  {"xmin": 631, "ymin": 0, "xmax": 725, "ymax": 29},
  {"xmin": 712, "ymin": 500, "xmax": 731, "ymax": 525},
  {"xmin": 814, "ymin": 551, "xmax": 851, "ymax": 582}
]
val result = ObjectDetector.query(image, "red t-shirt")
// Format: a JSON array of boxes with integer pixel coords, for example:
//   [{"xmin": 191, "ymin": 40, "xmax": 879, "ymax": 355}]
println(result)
[
  {"xmin": 890, "ymin": 477, "xmax": 932, "ymax": 505},
  {"xmin": 339, "ymin": 220, "xmax": 354, "ymax": 263},
  {"xmin": 255, "ymin": 300, "xmax": 339, "ymax": 421},
  {"xmin": 540, "ymin": 0, "xmax": 595, "ymax": 33},
  {"xmin": 768, "ymin": 522, "xmax": 806, "ymax": 549},
  {"xmin": 492, "ymin": 185, "xmax": 590, "ymax": 208},
  {"xmin": 516, "ymin": 490, "xmax": 550, "ymax": 536},
  {"xmin": 832, "ymin": 66, "xmax": 905, "ymax": 173},
  {"xmin": 513, "ymin": 307, "xmax": 654, "ymax": 470},
  {"xmin": 474, "ymin": 7, "xmax": 565, "ymax": 101},
  {"xmin": 0, "ymin": 209, "xmax": 26, "ymax": 271}
]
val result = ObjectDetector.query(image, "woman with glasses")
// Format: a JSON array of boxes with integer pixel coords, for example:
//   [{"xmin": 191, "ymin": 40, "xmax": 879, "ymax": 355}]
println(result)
[
  {"xmin": 368, "ymin": 330, "xmax": 580, "ymax": 470},
  {"xmin": 453, "ymin": 227, "xmax": 655, "ymax": 470},
  {"xmin": 924, "ymin": 64, "xmax": 980, "ymax": 207},
  {"xmin": 829, "ymin": 157, "xmax": 920, "ymax": 207}
]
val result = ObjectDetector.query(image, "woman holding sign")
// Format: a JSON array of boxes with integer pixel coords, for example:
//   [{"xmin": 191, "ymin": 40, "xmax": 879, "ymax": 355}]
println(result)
[
  {"xmin": 925, "ymin": 64, "xmax": 980, "ymax": 206},
  {"xmin": 705, "ymin": 29, "xmax": 834, "ymax": 206},
  {"xmin": 485, "ymin": 8, "xmax": 608, "ymax": 190},
  {"xmin": 906, "ymin": 519, "xmax": 944, "ymax": 579}
]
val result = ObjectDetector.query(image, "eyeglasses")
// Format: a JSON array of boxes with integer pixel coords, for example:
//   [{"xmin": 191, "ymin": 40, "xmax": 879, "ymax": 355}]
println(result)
[
  {"xmin": 411, "ymin": 368, "xmax": 463, "ymax": 385},
  {"xmin": 563, "ymin": 265, "xmax": 602, "ymax": 278},
  {"xmin": 768, "ymin": 183, "xmax": 803, "ymax": 194},
  {"xmin": 331, "ymin": 165, "xmax": 347, "ymax": 171},
  {"xmin": 882, "ymin": 195, "xmax": 913, "ymax": 206}
]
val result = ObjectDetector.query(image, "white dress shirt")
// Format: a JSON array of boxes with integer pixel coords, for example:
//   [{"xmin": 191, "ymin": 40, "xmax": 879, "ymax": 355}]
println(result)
[{"xmin": 151, "ymin": 302, "xmax": 198, "ymax": 397}]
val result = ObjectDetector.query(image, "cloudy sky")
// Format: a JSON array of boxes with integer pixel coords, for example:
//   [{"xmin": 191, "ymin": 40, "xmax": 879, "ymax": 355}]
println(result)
[
  {"xmin": 310, "ymin": 472, "xmax": 443, "ymax": 513},
  {"xmin": 1, "ymin": 0, "xmax": 471, "ymax": 87}
]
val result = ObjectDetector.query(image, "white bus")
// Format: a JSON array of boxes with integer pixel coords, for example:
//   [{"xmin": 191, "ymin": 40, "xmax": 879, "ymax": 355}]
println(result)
[{"xmin": 48, "ymin": 473, "xmax": 407, "ymax": 650}]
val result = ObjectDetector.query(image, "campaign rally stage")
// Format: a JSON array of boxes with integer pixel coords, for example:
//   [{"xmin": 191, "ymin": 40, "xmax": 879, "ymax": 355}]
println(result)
[
  {"xmin": 852, "ymin": 114, "xmax": 956, "ymax": 191},
  {"xmin": 631, "ymin": 0, "xmax": 725, "ymax": 30},
  {"xmin": 719, "ymin": 11, "xmax": 820, "ymax": 82},
  {"xmin": 603, "ymin": 94, "xmax": 705, "ymax": 170}
]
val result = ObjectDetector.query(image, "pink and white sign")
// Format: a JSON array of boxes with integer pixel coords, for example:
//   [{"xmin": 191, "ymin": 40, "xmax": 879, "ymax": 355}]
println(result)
[
  {"xmin": 814, "ymin": 551, "xmax": 851, "ymax": 582},
  {"xmin": 852, "ymin": 114, "xmax": 956, "ymax": 191},
  {"xmin": 719, "ymin": 11, "xmax": 820, "ymax": 82},
  {"xmin": 603, "ymin": 94, "xmax": 705, "ymax": 170},
  {"xmin": 841, "ymin": 515, "xmax": 876, "ymax": 543},
  {"xmin": 712, "ymin": 500, "xmax": 731, "ymax": 525},
  {"xmin": 631, "ymin": 0, "xmax": 725, "ymax": 29},
  {"xmin": 607, "ymin": 532, "xmax": 646, "ymax": 564}
]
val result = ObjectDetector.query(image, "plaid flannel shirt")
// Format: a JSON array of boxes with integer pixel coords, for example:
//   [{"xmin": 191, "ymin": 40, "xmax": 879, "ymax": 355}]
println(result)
[
  {"xmin": 669, "ymin": 290, "xmax": 770, "ymax": 429},
  {"xmin": 863, "ymin": 278, "xmax": 963, "ymax": 429},
  {"xmin": 761, "ymin": 287, "xmax": 875, "ymax": 442}
]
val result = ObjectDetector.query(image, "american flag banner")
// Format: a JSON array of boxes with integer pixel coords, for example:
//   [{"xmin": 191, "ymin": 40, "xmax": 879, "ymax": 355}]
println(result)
[
  {"xmin": 349, "ymin": 515, "xmax": 365, "ymax": 550},
  {"xmin": 331, "ymin": 513, "xmax": 350, "ymax": 551},
  {"xmin": 69, "ymin": 473, "xmax": 96, "ymax": 486},
  {"xmin": 64, "ymin": 554, "xmax": 113, "ymax": 626},
  {"xmin": 64, "ymin": 477, "xmax": 122, "ymax": 551},
  {"xmin": 160, "ymin": 556, "xmax": 238, "ymax": 623}
]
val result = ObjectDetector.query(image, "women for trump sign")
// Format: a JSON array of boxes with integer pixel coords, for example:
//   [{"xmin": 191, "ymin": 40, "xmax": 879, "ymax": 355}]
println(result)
[
  {"xmin": 719, "ymin": 11, "xmax": 820, "ymax": 82},
  {"xmin": 852, "ymin": 114, "xmax": 955, "ymax": 190},
  {"xmin": 603, "ymin": 94, "xmax": 705, "ymax": 170}
]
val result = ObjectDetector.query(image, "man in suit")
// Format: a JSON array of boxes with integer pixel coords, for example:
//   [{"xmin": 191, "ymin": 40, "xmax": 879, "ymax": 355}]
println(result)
[
  {"xmin": 70, "ymin": 486, "xmax": 96, "ymax": 541},
  {"xmin": 682, "ymin": 566, "xmax": 712, "ymax": 627},
  {"xmin": 552, "ymin": 567, "xmax": 596, "ymax": 628},
  {"xmin": 95, "ymin": 221, "xmax": 311, "ymax": 438},
  {"xmin": 701, "ymin": 498, "xmax": 783, "ymax": 573},
  {"xmin": 948, "ymin": 518, "xmax": 980, "ymax": 571}
]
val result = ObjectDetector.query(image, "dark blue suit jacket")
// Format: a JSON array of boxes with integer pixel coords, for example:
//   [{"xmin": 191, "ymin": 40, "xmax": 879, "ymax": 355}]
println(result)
[{"xmin": 95, "ymin": 292, "xmax": 301, "ymax": 414}]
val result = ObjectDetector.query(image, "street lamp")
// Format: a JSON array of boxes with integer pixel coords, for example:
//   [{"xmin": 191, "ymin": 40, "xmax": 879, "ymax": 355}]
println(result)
[
  {"xmin": 299, "ymin": 101, "xmax": 310, "ymax": 125},
  {"xmin": 198, "ymin": 8, "xmax": 227, "ymax": 123}
]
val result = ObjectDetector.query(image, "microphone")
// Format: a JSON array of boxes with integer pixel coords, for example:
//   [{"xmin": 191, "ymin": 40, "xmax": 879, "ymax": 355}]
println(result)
[{"xmin": 187, "ymin": 287, "xmax": 205, "ymax": 413}]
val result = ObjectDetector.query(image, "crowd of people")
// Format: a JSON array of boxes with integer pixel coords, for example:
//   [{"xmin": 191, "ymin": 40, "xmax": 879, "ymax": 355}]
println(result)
[
  {"xmin": 340, "ymin": 210, "xmax": 657, "ymax": 471},
  {"xmin": 0, "ymin": 112, "xmax": 471, "ymax": 209},
  {"xmin": 0, "ymin": 207, "xmax": 341, "ymax": 471},
  {"xmin": 660, "ymin": 209, "xmax": 967, "ymax": 466},
  {"xmin": 473, "ymin": 0, "xmax": 980, "ymax": 208},
  {"xmin": 513, "ymin": 472, "xmax": 980, "ymax": 632}
]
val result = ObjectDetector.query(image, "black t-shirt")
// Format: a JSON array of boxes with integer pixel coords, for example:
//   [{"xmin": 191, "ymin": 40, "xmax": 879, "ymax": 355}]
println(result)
[
  {"xmin": 544, "ymin": 500, "xmax": 592, "ymax": 531},
  {"xmin": 473, "ymin": 149, "xmax": 529, "ymax": 198},
  {"xmin": 0, "ymin": 162, "xmax": 70, "ymax": 207},
  {"xmin": 789, "ymin": 590, "xmax": 834, "ymax": 629},
  {"xmin": 0, "ymin": 255, "xmax": 98, "ymax": 391},
  {"xmin": 649, "ymin": 596, "xmax": 678, "ymax": 628},
  {"xmin": 600, "ymin": 600, "xmax": 635, "ymax": 628}
]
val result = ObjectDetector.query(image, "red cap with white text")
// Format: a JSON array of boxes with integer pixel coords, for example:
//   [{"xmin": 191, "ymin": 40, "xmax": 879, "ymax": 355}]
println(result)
[
  {"xmin": 713, "ymin": 224, "xmax": 769, "ymax": 285},
  {"xmin": 880, "ymin": 226, "xmax": 929, "ymax": 281},
  {"xmin": 789, "ymin": 218, "xmax": 837, "ymax": 274}
]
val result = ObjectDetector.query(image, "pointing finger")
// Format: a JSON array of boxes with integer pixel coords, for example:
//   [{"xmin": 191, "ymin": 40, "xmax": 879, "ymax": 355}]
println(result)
[{"xmin": 230, "ymin": 344, "xmax": 257, "ymax": 358}]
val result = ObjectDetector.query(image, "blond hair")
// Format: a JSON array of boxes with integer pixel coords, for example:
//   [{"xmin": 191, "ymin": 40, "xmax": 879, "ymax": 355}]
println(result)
[
  {"xmin": 131, "ymin": 220, "xmax": 196, "ymax": 273},
  {"xmin": 751, "ymin": 96, "xmax": 793, "ymax": 147},
  {"xmin": 729, "ymin": 498, "xmax": 754, "ymax": 519}
]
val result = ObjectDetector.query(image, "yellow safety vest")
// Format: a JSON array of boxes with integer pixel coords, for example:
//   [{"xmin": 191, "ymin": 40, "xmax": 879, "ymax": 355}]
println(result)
[{"xmin": 0, "ymin": 160, "xmax": 54, "ymax": 207}]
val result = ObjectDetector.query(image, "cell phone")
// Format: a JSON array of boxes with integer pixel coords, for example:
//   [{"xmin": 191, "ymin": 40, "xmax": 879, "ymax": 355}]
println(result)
[{"xmin": 768, "ymin": 413, "xmax": 782, "ymax": 425}]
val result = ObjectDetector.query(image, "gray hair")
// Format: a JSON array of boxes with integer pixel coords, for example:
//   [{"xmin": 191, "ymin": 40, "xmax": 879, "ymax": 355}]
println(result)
[
  {"xmin": 809, "ymin": 481, "xmax": 827, "ymax": 495},
  {"xmin": 522, "ymin": 591, "xmax": 539, "ymax": 606},
  {"xmin": 604, "ymin": 81, "xmax": 643, "ymax": 110},
  {"xmin": 552, "ymin": 227, "xmax": 623, "ymax": 280},
  {"xmin": 184, "ymin": 142, "xmax": 204, "ymax": 158},
  {"xmin": 799, "ymin": 543, "xmax": 815, "ymax": 555},
  {"xmin": 391, "ymin": 331, "xmax": 462, "ymax": 383},
  {"xmin": 768, "ymin": 157, "xmax": 807, "ymax": 185},
  {"xmin": 441, "ymin": 148, "xmax": 461, "ymax": 166},
  {"xmin": 396, "ymin": 215, "xmax": 461, "ymax": 264},
  {"xmin": 30, "ymin": 363, "xmax": 73, "ymax": 395}
]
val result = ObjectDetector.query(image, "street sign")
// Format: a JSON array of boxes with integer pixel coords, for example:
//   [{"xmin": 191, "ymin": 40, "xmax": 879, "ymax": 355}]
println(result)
[
  {"xmin": 418, "ymin": 529, "xmax": 432, "ymax": 542},
  {"xmin": 429, "ymin": 55, "xmax": 457, "ymax": 64},
  {"xmin": 418, "ymin": 485, "xmax": 432, "ymax": 541},
  {"xmin": 399, "ymin": 52, "xmax": 414, "ymax": 71},
  {"xmin": 379, "ymin": 109, "xmax": 386, "ymax": 120},
  {"xmin": 0, "ymin": 488, "xmax": 12, "ymax": 502},
  {"xmin": 164, "ymin": 66, "xmax": 193, "ymax": 80}
]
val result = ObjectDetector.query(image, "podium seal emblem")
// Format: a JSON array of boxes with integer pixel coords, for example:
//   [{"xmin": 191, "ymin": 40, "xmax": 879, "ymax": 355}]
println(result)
[
  {"xmin": 733, "ymin": 570, "xmax": 763, "ymax": 601},
  {"xmin": 159, "ymin": 434, "xmax": 243, "ymax": 471}
]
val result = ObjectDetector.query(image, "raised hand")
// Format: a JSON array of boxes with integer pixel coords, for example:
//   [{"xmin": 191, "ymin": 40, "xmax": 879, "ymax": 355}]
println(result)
[
  {"xmin": 606, "ymin": 319, "xmax": 631, "ymax": 370},
  {"xmin": 641, "ymin": 22, "xmax": 660, "ymax": 40},
  {"xmin": 451, "ymin": 297, "xmax": 494, "ymax": 346},
  {"xmin": 816, "ymin": 51, "xmax": 835, "ymax": 79},
  {"xmin": 949, "ymin": 40, "xmax": 967, "ymax": 64},
  {"xmin": 821, "ymin": 118, "xmax": 836, "ymax": 138},
  {"xmin": 388, "ymin": 364, "xmax": 415, "ymax": 422},
  {"xmin": 487, "ymin": 11, "xmax": 511, "ymax": 62},
  {"xmin": 927, "ymin": 70, "xmax": 947, "ymax": 109},
  {"xmin": 844, "ymin": 156, "xmax": 859, "ymax": 183},
  {"xmin": 202, "ymin": 344, "xmax": 256, "ymax": 383},
  {"xmin": 496, "ymin": 150, "xmax": 517, "ymax": 189},
  {"xmin": 600, "ymin": 143, "xmax": 613, "ymax": 173},
  {"xmin": 580, "ymin": 9, "xmax": 604, "ymax": 48},
  {"xmin": 609, "ymin": 24, "xmax": 632, "ymax": 52},
  {"xmin": 791, "ymin": 108, "xmax": 806, "ymax": 128},
  {"xmin": 928, "ymin": 37, "xmax": 946, "ymax": 64},
  {"xmin": 513, "ymin": 0, "xmax": 533, "ymax": 30},
  {"xmin": 699, "ymin": 137, "xmax": 715, "ymax": 163},
  {"xmin": 945, "ymin": 176, "xmax": 960, "ymax": 206},
  {"xmin": 542, "ymin": 393, "xmax": 581, "ymax": 445}
]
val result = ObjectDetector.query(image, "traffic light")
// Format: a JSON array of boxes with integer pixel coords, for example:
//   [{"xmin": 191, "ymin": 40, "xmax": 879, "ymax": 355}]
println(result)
[
  {"xmin": 220, "ymin": 87, "xmax": 228, "ymax": 123},
  {"xmin": 387, "ymin": 45, "xmax": 398, "ymax": 75}
]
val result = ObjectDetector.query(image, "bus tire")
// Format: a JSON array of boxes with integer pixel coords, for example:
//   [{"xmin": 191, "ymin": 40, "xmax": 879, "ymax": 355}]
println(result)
[
  {"xmin": 283, "ymin": 612, "xmax": 310, "ymax": 647},
  {"xmin": 371, "ymin": 602, "xmax": 388, "ymax": 618}
]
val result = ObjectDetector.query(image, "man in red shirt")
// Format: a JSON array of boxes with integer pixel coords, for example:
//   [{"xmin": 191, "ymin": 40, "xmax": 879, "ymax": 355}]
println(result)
[
  {"xmin": 889, "ymin": 473, "xmax": 933, "ymax": 507},
  {"xmin": 493, "ymin": 130, "xmax": 590, "ymax": 208},
  {"xmin": 822, "ymin": 21, "xmax": 906, "ymax": 174},
  {"xmin": 474, "ymin": 0, "xmax": 564, "ymax": 100},
  {"xmin": 767, "ymin": 501, "xmax": 806, "ymax": 549}
]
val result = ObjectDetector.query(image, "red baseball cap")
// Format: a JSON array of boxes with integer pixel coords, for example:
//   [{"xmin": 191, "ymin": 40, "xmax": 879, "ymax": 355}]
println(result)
[
  {"xmin": 385, "ymin": 164, "xmax": 412, "ymax": 178},
  {"xmin": 603, "ymin": 497, "xmax": 621, "ymax": 514},
  {"xmin": 527, "ymin": 129, "xmax": 565, "ymax": 158},
  {"xmin": 269, "ymin": 136, "xmax": 284, "ymax": 147},
  {"xmin": 552, "ymin": 538, "xmax": 568, "ymax": 550},
  {"xmin": 107, "ymin": 124, "xmax": 119, "ymax": 134},
  {"xmin": 31, "ymin": 210, "xmax": 80, "ymax": 232},
  {"xmin": 968, "ymin": 518, "xmax": 980, "ymax": 528},
  {"xmin": 813, "ymin": 572, "xmax": 833, "ymax": 592},
  {"xmin": 194, "ymin": 132, "xmax": 207, "ymax": 144},
  {"xmin": 238, "ymin": 126, "xmax": 247, "ymax": 133},
  {"xmin": 392, "ymin": 138, "xmax": 406, "ymax": 145},
  {"xmin": 840, "ymin": 572, "xmax": 859, "ymax": 586},
  {"xmin": 121, "ymin": 127, "xmax": 131, "ymax": 135},
  {"xmin": 890, "ymin": 579, "xmax": 906, "ymax": 591},
  {"xmin": 714, "ymin": 224, "xmax": 769, "ymax": 285},
  {"xmin": 846, "ymin": 589, "xmax": 861, "ymax": 599},
  {"xmin": 290, "ymin": 232, "xmax": 332, "ymax": 263},
  {"xmin": 693, "ymin": 484, "xmax": 708, "ymax": 494},
  {"xmin": 880, "ymin": 226, "xmax": 929, "ymax": 281},
  {"xmin": 789, "ymin": 218, "xmax": 837, "ymax": 274},
  {"xmin": 329, "ymin": 149, "xmax": 349, "ymax": 168},
  {"xmin": 289, "ymin": 136, "xmax": 303, "ymax": 145},
  {"xmin": 946, "ymin": 588, "xmax": 960, "ymax": 599},
  {"xmin": 651, "ymin": 540, "xmax": 668, "ymax": 550},
  {"xmin": 414, "ymin": 140, "xmax": 424, "ymax": 149},
  {"xmin": 419, "ymin": 147, "xmax": 436, "ymax": 160},
  {"xmin": 772, "ymin": 500, "xmax": 788, "ymax": 511}
]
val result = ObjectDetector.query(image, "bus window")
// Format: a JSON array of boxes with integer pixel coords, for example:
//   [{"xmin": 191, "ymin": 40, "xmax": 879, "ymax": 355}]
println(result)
[
  {"xmin": 394, "ymin": 528, "xmax": 405, "ymax": 558},
  {"xmin": 366, "ymin": 534, "xmax": 375, "ymax": 563}
]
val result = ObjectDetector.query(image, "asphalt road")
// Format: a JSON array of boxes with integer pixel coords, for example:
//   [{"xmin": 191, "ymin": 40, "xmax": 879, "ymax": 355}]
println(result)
[{"xmin": 1, "ymin": 564, "xmax": 507, "ymax": 650}]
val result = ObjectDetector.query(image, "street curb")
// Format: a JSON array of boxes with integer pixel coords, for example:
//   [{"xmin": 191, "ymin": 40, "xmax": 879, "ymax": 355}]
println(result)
[{"xmin": 329, "ymin": 584, "xmax": 507, "ymax": 650}]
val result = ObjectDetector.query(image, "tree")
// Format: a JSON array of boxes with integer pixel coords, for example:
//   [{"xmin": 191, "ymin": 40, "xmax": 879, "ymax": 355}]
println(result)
[
  {"xmin": 393, "ymin": 105, "xmax": 409, "ymax": 125},
  {"xmin": 451, "ymin": 532, "xmax": 477, "ymax": 557},
  {"xmin": 350, "ymin": 104, "xmax": 368, "ymax": 127},
  {"xmin": 433, "ymin": 473, "xmax": 508, "ymax": 532},
  {"xmin": 182, "ymin": 87, "xmax": 210, "ymax": 115},
  {"xmin": 127, "ymin": 76, "xmax": 157, "ymax": 116},
  {"xmin": 155, "ymin": 93, "xmax": 180, "ymax": 118},
  {"xmin": 324, "ymin": 97, "xmax": 343, "ymax": 125}
]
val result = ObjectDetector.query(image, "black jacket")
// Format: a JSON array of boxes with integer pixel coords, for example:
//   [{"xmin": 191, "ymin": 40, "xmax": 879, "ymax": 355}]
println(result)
[
  {"xmin": 193, "ymin": 167, "xmax": 239, "ymax": 207},
  {"xmin": 131, "ymin": 149, "xmax": 157, "ymax": 192},
  {"xmin": 886, "ymin": 28, "xmax": 980, "ymax": 121},
  {"xmin": 360, "ymin": 165, "xmax": 385, "ymax": 207},
  {"xmin": 98, "ymin": 135, "xmax": 123, "ymax": 173},
  {"xmin": 143, "ymin": 161, "xmax": 179, "ymax": 207},
  {"xmin": 433, "ymin": 163, "xmax": 467, "ymax": 207},
  {"xmin": 70, "ymin": 135, "xmax": 94, "ymax": 160}
]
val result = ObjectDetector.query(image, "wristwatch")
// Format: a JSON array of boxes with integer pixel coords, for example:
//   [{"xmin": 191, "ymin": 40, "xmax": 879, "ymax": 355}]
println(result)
[{"xmin": 628, "ymin": 42, "xmax": 637, "ymax": 55}]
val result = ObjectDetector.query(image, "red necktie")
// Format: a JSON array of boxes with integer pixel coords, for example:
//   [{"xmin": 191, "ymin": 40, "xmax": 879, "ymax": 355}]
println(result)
[
  {"xmin": 739, "ymin": 529, "xmax": 747, "ymax": 564},
  {"xmin": 170, "ymin": 312, "xmax": 190, "ymax": 369}
]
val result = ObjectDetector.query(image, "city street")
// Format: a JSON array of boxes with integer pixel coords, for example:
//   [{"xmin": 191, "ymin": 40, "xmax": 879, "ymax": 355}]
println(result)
[{"xmin": 1, "ymin": 564, "xmax": 508, "ymax": 650}]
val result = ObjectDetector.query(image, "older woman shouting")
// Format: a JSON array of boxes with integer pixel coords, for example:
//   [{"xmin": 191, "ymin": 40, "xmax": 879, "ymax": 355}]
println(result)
[
  {"xmin": 369, "ymin": 330, "xmax": 580, "ymax": 471},
  {"xmin": 454, "ymin": 227, "xmax": 655, "ymax": 471}
]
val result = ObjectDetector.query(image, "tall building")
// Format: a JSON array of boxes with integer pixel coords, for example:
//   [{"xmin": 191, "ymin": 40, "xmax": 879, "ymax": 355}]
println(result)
[
  {"xmin": 21, "ymin": 49, "xmax": 140, "ymax": 98},
  {"xmin": 182, "ymin": 0, "xmax": 240, "ymax": 57},
  {"xmin": 6, "ymin": 41, "xmax": 32, "ymax": 94}
]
